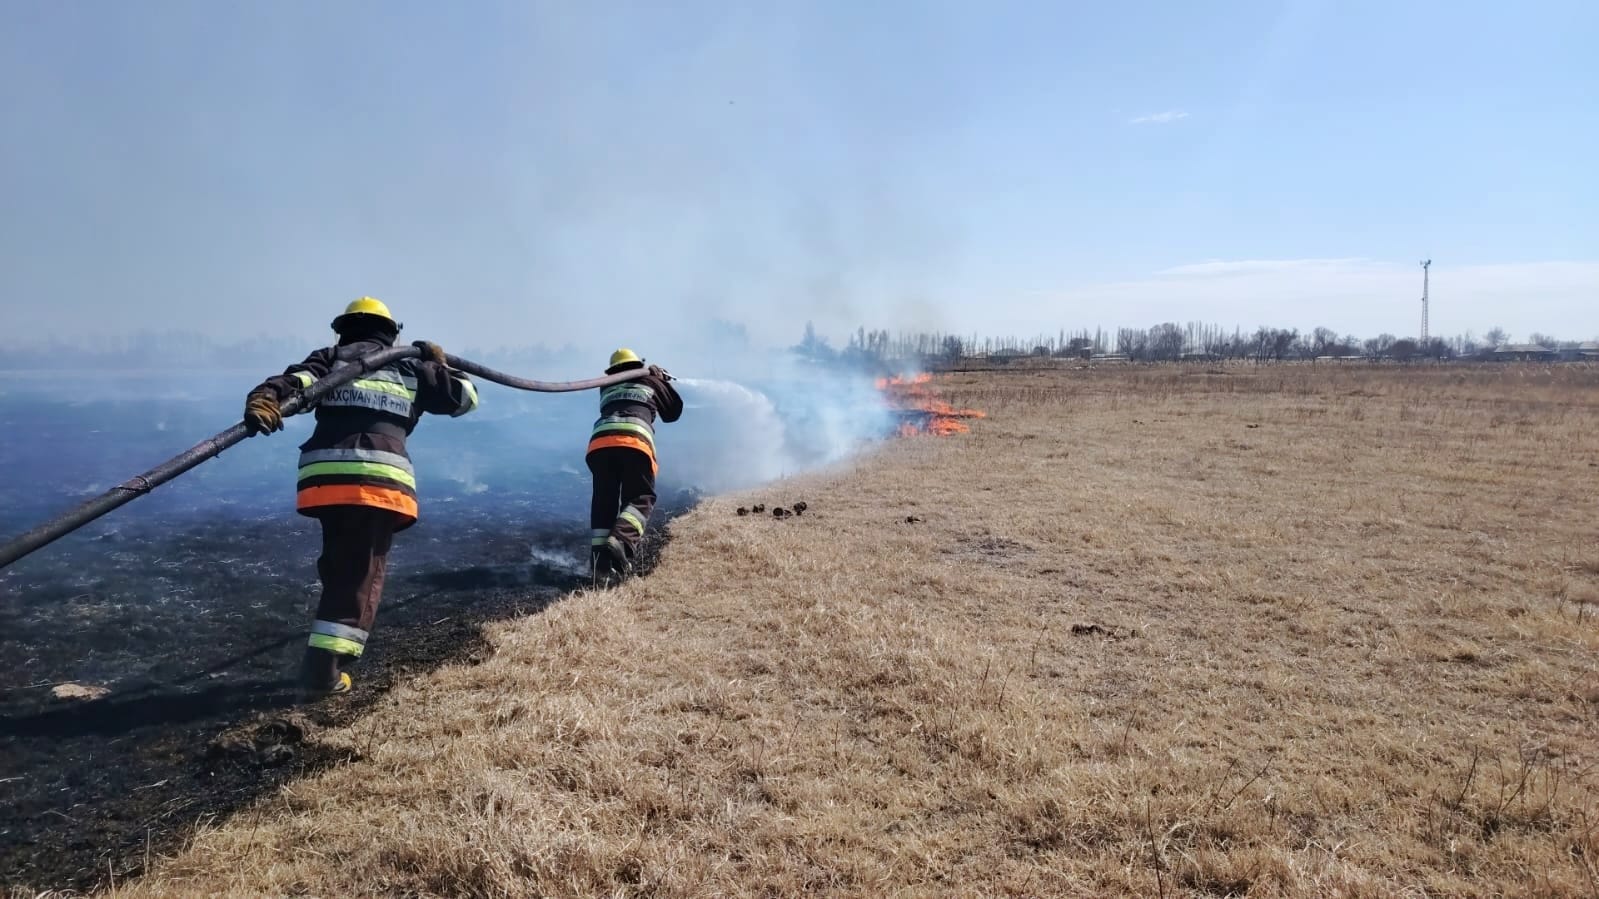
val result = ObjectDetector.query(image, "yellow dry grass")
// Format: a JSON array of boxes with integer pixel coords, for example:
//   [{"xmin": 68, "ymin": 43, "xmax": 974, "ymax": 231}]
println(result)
[{"xmin": 112, "ymin": 364, "xmax": 1599, "ymax": 897}]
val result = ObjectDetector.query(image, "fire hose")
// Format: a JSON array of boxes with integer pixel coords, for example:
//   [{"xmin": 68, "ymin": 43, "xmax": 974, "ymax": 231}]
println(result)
[{"xmin": 0, "ymin": 346, "xmax": 662, "ymax": 571}]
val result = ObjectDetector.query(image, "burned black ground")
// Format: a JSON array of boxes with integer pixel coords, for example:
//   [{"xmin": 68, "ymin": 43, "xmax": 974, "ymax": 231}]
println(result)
[{"xmin": 0, "ymin": 515, "xmax": 682, "ymax": 895}]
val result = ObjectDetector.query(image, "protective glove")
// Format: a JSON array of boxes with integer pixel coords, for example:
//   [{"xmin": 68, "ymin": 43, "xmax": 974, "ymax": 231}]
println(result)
[
  {"xmin": 647, "ymin": 364, "xmax": 672, "ymax": 381},
  {"xmin": 412, "ymin": 340, "xmax": 447, "ymax": 366},
  {"xmin": 243, "ymin": 393, "xmax": 283, "ymax": 435}
]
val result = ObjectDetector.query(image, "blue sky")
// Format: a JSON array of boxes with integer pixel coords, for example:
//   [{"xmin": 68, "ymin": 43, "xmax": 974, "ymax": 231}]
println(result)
[{"xmin": 2, "ymin": 0, "xmax": 1594, "ymax": 359}]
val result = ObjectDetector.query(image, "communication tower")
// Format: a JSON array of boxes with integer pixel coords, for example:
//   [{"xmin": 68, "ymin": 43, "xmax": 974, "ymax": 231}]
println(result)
[{"xmin": 1420, "ymin": 259, "xmax": 1431, "ymax": 343}]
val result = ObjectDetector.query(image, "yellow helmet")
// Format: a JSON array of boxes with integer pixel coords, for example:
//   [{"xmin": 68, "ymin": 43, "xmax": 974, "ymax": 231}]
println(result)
[
  {"xmin": 607, "ymin": 348, "xmax": 643, "ymax": 372},
  {"xmin": 331, "ymin": 296, "xmax": 401, "ymax": 333},
  {"xmin": 344, "ymin": 296, "xmax": 393, "ymax": 320}
]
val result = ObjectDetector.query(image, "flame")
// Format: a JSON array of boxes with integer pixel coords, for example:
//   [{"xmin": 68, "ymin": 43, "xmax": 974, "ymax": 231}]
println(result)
[
  {"xmin": 875, "ymin": 373, "xmax": 933, "ymax": 390},
  {"xmin": 877, "ymin": 372, "xmax": 985, "ymax": 437}
]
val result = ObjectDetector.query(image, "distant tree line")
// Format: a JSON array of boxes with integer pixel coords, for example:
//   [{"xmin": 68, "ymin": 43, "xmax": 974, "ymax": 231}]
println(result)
[
  {"xmin": 13, "ymin": 319, "xmax": 1592, "ymax": 373},
  {"xmin": 793, "ymin": 321, "xmax": 1597, "ymax": 368},
  {"xmin": 794, "ymin": 321, "xmax": 1110, "ymax": 368}
]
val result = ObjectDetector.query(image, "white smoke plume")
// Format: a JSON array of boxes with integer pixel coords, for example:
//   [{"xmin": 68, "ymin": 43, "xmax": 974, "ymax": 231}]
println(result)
[{"xmin": 661, "ymin": 370, "xmax": 890, "ymax": 493}]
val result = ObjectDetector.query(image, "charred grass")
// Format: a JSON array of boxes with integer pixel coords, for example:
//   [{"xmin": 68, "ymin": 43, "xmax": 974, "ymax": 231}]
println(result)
[{"xmin": 82, "ymin": 364, "xmax": 1599, "ymax": 897}]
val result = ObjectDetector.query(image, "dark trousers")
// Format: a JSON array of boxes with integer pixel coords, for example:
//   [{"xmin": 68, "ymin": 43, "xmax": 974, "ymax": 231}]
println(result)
[
  {"xmin": 302, "ymin": 506, "xmax": 398, "ymax": 686},
  {"xmin": 586, "ymin": 446, "xmax": 656, "ymax": 559},
  {"xmin": 316, "ymin": 506, "xmax": 398, "ymax": 630}
]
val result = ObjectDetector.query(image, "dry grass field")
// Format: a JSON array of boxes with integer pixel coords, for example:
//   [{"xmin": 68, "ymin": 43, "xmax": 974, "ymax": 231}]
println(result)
[{"xmin": 98, "ymin": 364, "xmax": 1599, "ymax": 897}]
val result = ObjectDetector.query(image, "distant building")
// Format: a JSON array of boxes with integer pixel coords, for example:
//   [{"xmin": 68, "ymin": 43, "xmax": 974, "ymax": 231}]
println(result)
[
  {"xmin": 1557, "ymin": 342, "xmax": 1599, "ymax": 361},
  {"xmin": 1491, "ymin": 344, "xmax": 1558, "ymax": 362}
]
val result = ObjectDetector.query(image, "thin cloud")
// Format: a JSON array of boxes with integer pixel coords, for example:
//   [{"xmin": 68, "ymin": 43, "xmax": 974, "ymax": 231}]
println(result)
[
  {"xmin": 1128, "ymin": 110, "xmax": 1190, "ymax": 125},
  {"xmin": 1156, "ymin": 258, "xmax": 1368, "ymax": 277}
]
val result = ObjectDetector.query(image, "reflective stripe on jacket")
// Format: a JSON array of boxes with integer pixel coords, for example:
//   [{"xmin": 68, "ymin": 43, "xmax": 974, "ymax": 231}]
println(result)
[
  {"xmin": 249, "ymin": 337, "xmax": 479, "ymax": 529},
  {"xmin": 295, "ymin": 446, "xmax": 419, "ymax": 519},
  {"xmin": 584, "ymin": 374, "xmax": 682, "ymax": 474}
]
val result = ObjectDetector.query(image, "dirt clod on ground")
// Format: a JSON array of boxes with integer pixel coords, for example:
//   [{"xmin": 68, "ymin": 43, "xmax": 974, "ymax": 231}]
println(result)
[
  {"xmin": 48, "ymin": 683, "xmax": 110, "ymax": 701},
  {"xmin": 205, "ymin": 714, "xmax": 311, "ymax": 768}
]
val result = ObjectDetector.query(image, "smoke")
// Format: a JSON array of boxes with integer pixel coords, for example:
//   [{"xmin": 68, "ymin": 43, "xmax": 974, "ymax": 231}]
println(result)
[
  {"xmin": 662, "ymin": 371, "xmax": 890, "ymax": 493},
  {"xmin": 2, "ymin": 4, "xmax": 953, "ymax": 497},
  {"xmin": 3, "ymin": 0, "xmax": 946, "ymax": 526},
  {"xmin": 412, "ymin": 343, "xmax": 895, "ymax": 500},
  {"xmin": 667, "ymin": 379, "xmax": 790, "ymax": 487},
  {"xmin": 1, "ymin": 4, "xmax": 972, "ymax": 354},
  {"xmin": 528, "ymin": 544, "xmax": 586, "ymax": 575},
  {"xmin": 0, "ymin": 334, "xmax": 895, "ymax": 541},
  {"xmin": 437, "ymin": 457, "xmax": 491, "ymax": 496}
]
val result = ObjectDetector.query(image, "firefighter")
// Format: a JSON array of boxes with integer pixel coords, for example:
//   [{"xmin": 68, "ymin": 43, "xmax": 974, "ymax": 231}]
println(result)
[
  {"xmin": 586, "ymin": 348, "xmax": 683, "ymax": 582},
  {"xmin": 241, "ymin": 297, "xmax": 479, "ymax": 696}
]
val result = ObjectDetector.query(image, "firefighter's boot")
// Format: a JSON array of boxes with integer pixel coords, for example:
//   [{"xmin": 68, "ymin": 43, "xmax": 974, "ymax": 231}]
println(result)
[
  {"xmin": 607, "ymin": 536, "xmax": 634, "ymax": 580},
  {"xmin": 299, "ymin": 646, "xmax": 354, "ymax": 698},
  {"xmin": 591, "ymin": 538, "xmax": 633, "ymax": 588}
]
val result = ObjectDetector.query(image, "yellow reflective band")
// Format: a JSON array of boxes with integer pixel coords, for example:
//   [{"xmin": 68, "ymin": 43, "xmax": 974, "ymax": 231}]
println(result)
[
  {"xmin": 292, "ymin": 371, "xmax": 315, "ymax": 388},
  {"xmin": 309, "ymin": 633, "xmax": 365, "ymax": 657},
  {"xmin": 619, "ymin": 509, "xmax": 647, "ymax": 534},
  {"xmin": 454, "ymin": 379, "xmax": 479, "ymax": 416},
  {"xmin": 591, "ymin": 535, "xmax": 612, "ymax": 546},
  {"xmin": 360, "ymin": 367, "xmax": 417, "ymax": 389},
  {"xmin": 297, "ymin": 461, "xmax": 417, "ymax": 489},
  {"xmin": 349, "ymin": 378, "xmax": 417, "ymax": 400}
]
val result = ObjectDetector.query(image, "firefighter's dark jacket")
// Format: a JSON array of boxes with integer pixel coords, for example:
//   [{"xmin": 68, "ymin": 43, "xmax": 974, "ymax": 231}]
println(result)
[{"xmin": 248, "ymin": 334, "xmax": 478, "ymax": 527}]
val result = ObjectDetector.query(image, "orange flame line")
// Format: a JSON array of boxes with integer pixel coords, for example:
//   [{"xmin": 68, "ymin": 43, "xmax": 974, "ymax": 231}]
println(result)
[{"xmin": 877, "ymin": 372, "xmax": 984, "ymax": 437}]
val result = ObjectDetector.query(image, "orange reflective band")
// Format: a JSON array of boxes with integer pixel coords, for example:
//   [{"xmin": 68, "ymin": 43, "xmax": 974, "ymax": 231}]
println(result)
[
  {"xmin": 586, "ymin": 435, "xmax": 659, "ymax": 475},
  {"xmin": 296, "ymin": 484, "xmax": 419, "ymax": 520}
]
